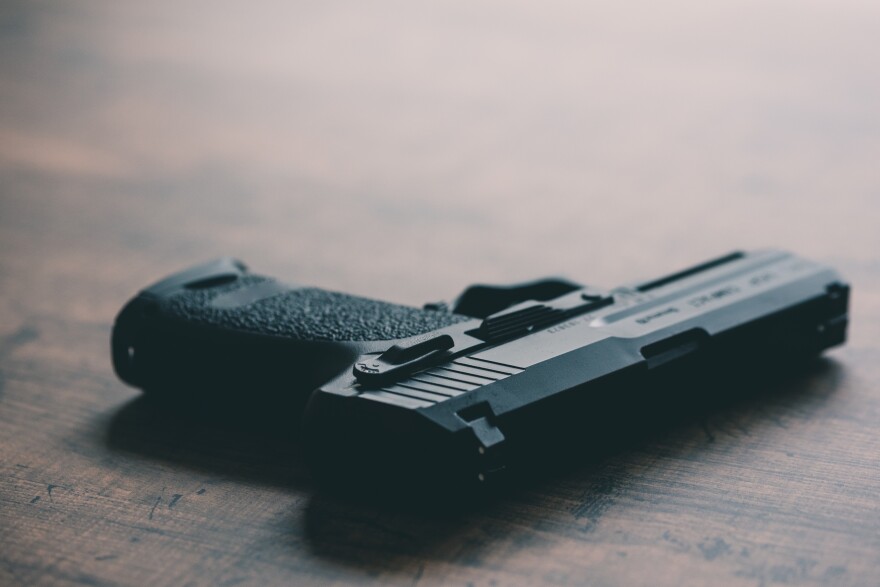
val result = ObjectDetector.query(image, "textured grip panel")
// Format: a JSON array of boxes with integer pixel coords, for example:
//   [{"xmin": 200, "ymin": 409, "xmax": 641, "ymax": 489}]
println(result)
[{"xmin": 161, "ymin": 274, "xmax": 469, "ymax": 342}]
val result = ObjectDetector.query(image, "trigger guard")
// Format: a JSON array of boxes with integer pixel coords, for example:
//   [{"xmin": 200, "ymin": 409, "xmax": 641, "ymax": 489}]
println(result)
[{"xmin": 450, "ymin": 277, "xmax": 584, "ymax": 319}]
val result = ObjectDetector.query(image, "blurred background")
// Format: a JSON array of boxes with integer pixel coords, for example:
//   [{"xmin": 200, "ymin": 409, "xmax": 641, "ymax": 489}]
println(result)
[
  {"xmin": 1, "ymin": 0, "xmax": 878, "ymax": 331},
  {"xmin": 2, "ymin": 4, "xmax": 880, "ymax": 585}
]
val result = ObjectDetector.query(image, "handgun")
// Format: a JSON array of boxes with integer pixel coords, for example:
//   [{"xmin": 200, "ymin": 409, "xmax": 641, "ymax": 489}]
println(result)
[{"xmin": 111, "ymin": 250, "xmax": 849, "ymax": 497}]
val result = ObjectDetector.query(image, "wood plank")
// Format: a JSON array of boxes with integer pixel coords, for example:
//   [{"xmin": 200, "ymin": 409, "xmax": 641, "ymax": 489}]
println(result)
[{"xmin": 1, "ymin": 2, "xmax": 879, "ymax": 585}]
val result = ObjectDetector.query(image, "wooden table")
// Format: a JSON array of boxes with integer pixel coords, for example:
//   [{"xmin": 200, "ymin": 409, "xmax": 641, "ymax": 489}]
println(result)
[{"xmin": 2, "ymin": 2, "xmax": 879, "ymax": 585}]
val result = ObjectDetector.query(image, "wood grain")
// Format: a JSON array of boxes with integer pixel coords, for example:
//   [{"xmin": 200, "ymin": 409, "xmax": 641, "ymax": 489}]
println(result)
[{"xmin": 2, "ymin": 1, "xmax": 879, "ymax": 585}]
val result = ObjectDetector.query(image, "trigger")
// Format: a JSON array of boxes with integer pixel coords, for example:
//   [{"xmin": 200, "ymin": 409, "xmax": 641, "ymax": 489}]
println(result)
[{"xmin": 451, "ymin": 277, "xmax": 584, "ymax": 319}]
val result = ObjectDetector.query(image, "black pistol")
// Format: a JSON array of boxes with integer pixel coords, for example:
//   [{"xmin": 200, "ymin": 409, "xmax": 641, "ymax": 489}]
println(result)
[{"xmin": 111, "ymin": 250, "xmax": 849, "ymax": 497}]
